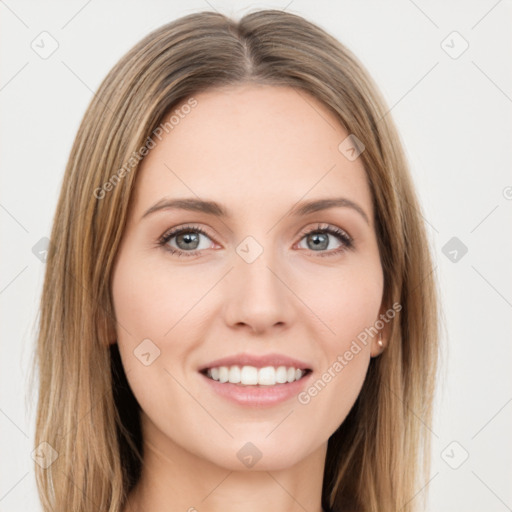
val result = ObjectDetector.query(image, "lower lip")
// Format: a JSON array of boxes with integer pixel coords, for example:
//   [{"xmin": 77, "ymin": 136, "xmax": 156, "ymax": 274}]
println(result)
[{"xmin": 200, "ymin": 372, "xmax": 312, "ymax": 407}]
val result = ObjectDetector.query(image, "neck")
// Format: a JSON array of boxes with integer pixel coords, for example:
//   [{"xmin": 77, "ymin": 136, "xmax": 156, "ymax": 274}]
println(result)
[{"xmin": 123, "ymin": 413, "xmax": 327, "ymax": 512}]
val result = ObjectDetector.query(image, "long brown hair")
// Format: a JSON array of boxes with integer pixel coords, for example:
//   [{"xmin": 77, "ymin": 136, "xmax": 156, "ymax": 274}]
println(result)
[{"xmin": 32, "ymin": 9, "xmax": 439, "ymax": 511}]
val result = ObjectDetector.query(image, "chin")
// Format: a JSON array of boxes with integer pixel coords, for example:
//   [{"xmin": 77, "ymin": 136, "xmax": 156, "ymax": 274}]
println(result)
[{"xmin": 195, "ymin": 435, "xmax": 319, "ymax": 472}]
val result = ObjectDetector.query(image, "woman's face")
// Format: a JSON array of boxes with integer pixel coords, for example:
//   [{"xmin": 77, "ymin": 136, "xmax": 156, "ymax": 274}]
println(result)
[{"xmin": 111, "ymin": 84, "xmax": 385, "ymax": 471}]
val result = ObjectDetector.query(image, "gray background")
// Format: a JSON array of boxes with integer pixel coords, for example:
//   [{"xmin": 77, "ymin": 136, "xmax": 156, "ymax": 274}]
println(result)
[{"xmin": 1, "ymin": 0, "xmax": 511, "ymax": 510}]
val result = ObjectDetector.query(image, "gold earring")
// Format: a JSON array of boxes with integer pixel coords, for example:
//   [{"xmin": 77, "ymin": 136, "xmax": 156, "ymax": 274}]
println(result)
[{"xmin": 377, "ymin": 333, "xmax": 383, "ymax": 347}]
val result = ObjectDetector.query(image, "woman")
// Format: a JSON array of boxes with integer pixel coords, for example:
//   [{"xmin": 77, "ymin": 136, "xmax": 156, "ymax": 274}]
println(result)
[{"xmin": 33, "ymin": 9, "xmax": 439, "ymax": 512}]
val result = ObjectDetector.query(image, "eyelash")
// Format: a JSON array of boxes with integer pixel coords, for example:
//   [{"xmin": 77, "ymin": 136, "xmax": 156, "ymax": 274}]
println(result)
[{"xmin": 157, "ymin": 223, "xmax": 354, "ymax": 258}]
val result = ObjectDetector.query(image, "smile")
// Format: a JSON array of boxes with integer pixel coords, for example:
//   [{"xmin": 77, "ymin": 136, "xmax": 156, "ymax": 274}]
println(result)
[{"xmin": 203, "ymin": 365, "xmax": 311, "ymax": 386}]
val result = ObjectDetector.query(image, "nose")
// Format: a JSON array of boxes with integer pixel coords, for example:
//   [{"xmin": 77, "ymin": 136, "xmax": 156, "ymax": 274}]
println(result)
[{"xmin": 222, "ymin": 247, "xmax": 296, "ymax": 335}]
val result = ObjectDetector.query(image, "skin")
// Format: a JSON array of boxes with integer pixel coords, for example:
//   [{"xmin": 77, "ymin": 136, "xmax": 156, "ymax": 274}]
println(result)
[{"xmin": 112, "ymin": 84, "xmax": 387, "ymax": 512}]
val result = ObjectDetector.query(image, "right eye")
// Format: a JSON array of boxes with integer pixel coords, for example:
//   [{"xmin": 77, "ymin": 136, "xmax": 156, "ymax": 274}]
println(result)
[{"xmin": 158, "ymin": 224, "xmax": 217, "ymax": 257}]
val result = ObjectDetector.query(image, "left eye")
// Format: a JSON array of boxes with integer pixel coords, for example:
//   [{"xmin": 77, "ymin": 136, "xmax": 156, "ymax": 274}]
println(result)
[
  {"xmin": 294, "ymin": 223, "xmax": 353, "ymax": 257},
  {"xmin": 296, "ymin": 228, "xmax": 347, "ymax": 252}
]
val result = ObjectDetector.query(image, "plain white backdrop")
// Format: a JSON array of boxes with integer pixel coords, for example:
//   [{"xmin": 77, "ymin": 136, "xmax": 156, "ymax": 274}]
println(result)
[{"xmin": 1, "ymin": 1, "xmax": 511, "ymax": 510}]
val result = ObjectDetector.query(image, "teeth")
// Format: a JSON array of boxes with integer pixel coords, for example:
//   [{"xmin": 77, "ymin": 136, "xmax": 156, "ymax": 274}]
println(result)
[
  {"xmin": 228, "ymin": 365, "xmax": 241, "ymax": 384},
  {"xmin": 218, "ymin": 367, "xmax": 229, "ymax": 383},
  {"xmin": 258, "ymin": 366, "xmax": 275, "ymax": 386},
  {"xmin": 206, "ymin": 365, "xmax": 306, "ymax": 386},
  {"xmin": 240, "ymin": 366, "xmax": 258, "ymax": 385},
  {"xmin": 276, "ymin": 366, "xmax": 288, "ymax": 384}
]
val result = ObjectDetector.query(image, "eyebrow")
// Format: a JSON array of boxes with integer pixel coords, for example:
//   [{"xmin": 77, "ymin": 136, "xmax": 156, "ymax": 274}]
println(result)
[{"xmin": 141, "ymin": 197, "xmax": 370, "ymax": 225}]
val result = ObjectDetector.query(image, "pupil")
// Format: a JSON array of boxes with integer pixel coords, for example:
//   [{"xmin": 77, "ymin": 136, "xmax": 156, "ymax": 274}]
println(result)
[
  {"xmin": 310, "ymin": 233, "xmax": 328, "ymax": 250},
  {"xmin": 178, "ymin": 232, "xmax": 199, "ymax": 249}
]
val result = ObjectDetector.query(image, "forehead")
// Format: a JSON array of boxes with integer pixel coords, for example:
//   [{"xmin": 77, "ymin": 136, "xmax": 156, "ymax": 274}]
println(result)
[{"xmin": 132, "ymin": 84, "xmax": 372, "ymax": 221}]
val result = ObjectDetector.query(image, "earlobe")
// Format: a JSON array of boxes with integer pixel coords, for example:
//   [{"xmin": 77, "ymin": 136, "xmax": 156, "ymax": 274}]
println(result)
[
  {"xmin": 105, "ymin": 324, "xmax": 117, "ymax": 345},
  {"xmin": 371, "ymin": 330, "xmax": 386, "ymax": 357},
  {"xmin": 106, "ymin": 320, "xmax": 118, "ymax": 345},
  {"xmin": 98, "ymin": 307, "xmax": 118, "ymax": 346},
  {"xmin": 373, "ymin": 301, "xmax": 393, "ymax": 355}
]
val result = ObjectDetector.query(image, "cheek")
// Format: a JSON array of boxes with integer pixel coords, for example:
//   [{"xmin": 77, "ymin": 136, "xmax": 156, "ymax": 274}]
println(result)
[
  {"xmin": 297, "ymin": 255, "xmax": 383, "ymax": 342},
  {"xmin": 296, "ymin": 259, "xmax": 382, "ymax": 414},
  {"xmin": 297, "ymin": 284, "xmax": 378, "ymax": 432},
  {"xmin": 110, "ymin": 251, "xmax": 216, "ymax": 400},
  {"xmin": 333, "ymin": 275, "xmax": 382, "ymax": 344},
  {"xmin": 110, "ymin": 252, "xmax": 195, "ymax": 420},
  {"xmin": 111, "ymin": 251, "xmax": 210, "ymax": 341}
]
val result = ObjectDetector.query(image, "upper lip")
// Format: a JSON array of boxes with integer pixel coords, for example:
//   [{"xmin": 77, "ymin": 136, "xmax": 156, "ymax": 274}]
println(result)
[{"xmin": 198, "ymin": 353, "xmax": 312, "ymax": 372}]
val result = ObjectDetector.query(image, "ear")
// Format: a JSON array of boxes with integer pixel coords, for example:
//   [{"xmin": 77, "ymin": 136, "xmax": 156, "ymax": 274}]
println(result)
[
  {"xmin": 97, "ymin": 305, "xmax": 118, "ymax": 346},
  {"xmin": 106, "ymin": 320, "xmax": 118, "ymax": 345},
  {"xmin": 370, "ymin": 303, "xmax": 392, "ymax": 358}
]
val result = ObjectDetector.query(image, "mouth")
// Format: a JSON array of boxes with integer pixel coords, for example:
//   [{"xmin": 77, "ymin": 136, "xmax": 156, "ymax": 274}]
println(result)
[{"xmin": 200, "ymin": 365, "xmax": 312, "ymax": 387}]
